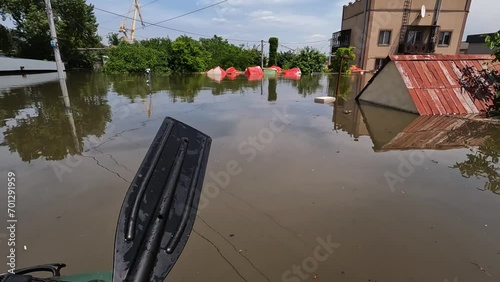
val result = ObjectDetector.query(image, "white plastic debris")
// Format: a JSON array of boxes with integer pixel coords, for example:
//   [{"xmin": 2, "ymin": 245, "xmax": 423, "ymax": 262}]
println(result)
[{"xmin": 314, "ymin": 97, "xmax": 336, "ymax": 104}]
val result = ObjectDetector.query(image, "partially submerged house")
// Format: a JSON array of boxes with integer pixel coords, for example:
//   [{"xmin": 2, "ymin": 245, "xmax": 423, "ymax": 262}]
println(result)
[
  {"xmin": 358, "ymin": 103, "xmax": 495, "ymax": 152},
  {"xmin": 356, "ymin": 54, "xmax": 500, "ymax": 116}
]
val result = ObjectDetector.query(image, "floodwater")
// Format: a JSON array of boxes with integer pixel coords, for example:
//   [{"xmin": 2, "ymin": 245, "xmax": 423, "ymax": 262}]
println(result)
[{"xmin": 0, "ymin": 72, "xmax": 499, "ymax": 282}]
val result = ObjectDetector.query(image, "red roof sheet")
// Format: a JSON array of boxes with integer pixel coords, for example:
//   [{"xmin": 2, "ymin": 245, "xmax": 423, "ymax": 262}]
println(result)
[{"xmin": 389, "ymin": 54, "xmax": 499, "ymax": 116}]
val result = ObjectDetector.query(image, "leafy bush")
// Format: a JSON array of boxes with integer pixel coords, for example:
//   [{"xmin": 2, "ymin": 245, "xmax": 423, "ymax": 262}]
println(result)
[
  {"xmin": 268, "ymin": 37, "xmax": 278, "ymax": 67},
  {"xmin": 103, "ymin": 42, "xmax": 169, "ymax": 73},
  {"xmin": 329, "ymin": 47, "xmax": 356, "ymax": 73},
  {"xmin": 103, "ymin": 35, "xmax": 325, "ymax": 74},
  {"xmin": 289, "ymin": 47, "xmax": 327, "ymax": 74},
  {"xmin": 277, "ymin": 51, "xmax": 296, "ymax": 69},
  {"xmin": 485, "ymin": 31, "xmax": 500, "ymax": 62}
]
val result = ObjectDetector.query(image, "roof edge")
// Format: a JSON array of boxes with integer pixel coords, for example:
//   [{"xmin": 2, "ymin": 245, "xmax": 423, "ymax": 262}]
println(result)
[
  {"xmin": 355, "ymin": 56, "xmax": 391, "ymax": 100},
  {"xmin": 389, "ymin": 54, "xmax": 495, "ymax": 62}
]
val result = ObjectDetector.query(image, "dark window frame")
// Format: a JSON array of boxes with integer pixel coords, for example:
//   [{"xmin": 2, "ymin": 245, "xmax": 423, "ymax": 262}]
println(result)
[
  {"xmin": 406, "ymin": 30, "xmax": 424, "ymax": 44},
  {"xmin": 438, "ymin": 31, "xmax": 453, "ymax": 46},
  {"xmin": 378, "ymin": 30, "xmax": 392, "ymax": 46},
  {"xmin": 375, "ymin": 58, "xmax": 385, "ymax": 70}
]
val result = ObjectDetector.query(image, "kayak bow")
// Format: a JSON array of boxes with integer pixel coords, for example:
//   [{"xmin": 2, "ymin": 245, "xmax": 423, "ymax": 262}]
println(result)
[{"xmin": 0, "ymin": 117, "xmax": 212, "ymax": 282}]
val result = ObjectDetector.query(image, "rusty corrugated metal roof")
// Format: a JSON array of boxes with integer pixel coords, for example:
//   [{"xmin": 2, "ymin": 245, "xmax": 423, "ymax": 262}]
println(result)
[
  {"xmin": 389, "ymin": 54, "xmax": 500, "ymax": 116},
  {"xmin": 380, "ymin": 115, "xmax": 492, "ymax": 151}
]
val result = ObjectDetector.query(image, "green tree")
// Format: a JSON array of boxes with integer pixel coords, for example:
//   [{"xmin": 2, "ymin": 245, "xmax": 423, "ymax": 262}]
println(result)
[
  {"xmin": 103, "ymin": 42, "xmax": 168, "ymax": 73},
  {"xmin": 485, "ymin": 30, "xmax": 500, "ymax": 62},
  {"xmin": 0, "ymin": 24, "xmax": 14, "ymax": 54},
  {"xmin": 330, "ymin": 47, "xmax": 356, "ymax": 73},
  {"xmin": 289, "ymin": 47, "xmax": 327, "ymax": 74},
  {"xmin": 236, "ymin": 46, "xmax": 262, "ymax": 70},
  {"xmin": 277, "ymin": 51, "xmax": 296, "ymax": 69},
  {"xmin": 200, "ymin": 35, "xmax": 238, "ymax": 69},
  {"xmin": 169, "ymin": 36, "xmax": 209, "ymax": 73},
  {"xmin": 0, "ymin": 0, "xmax": 101, "ymax": 68},
  {"xmin": 108, "ymin": 33, "xmax": 120, "ymax": 46},
  {"xmin": 268, "ymin": 37, "xmax": 278, "ymax": 67}
]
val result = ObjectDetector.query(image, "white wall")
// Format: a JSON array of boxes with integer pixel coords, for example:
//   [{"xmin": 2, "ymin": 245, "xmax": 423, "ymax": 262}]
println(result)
[{"xmin": 0, "ymin": 57, "xmax": 60, "ymax": 72}]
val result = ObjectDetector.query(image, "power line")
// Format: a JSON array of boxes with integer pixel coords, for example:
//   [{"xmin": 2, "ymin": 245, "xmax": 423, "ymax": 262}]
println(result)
[
  {"xmin": 279, "ymin": 44, "xmax": 296, "ymax": 51},
  {"xmin": 145, "ymin": 0, "xmax": 228, "ymax": 27},
  {"xmin": 98, "ymin": 0, "xmax": 160, "ymax": 26},
  {"xmin": 280, "ymin": 39, "xmax": 329, "ymax": 45},
  {"xmin": 93, "ymin": 6, "xmax": 332, "ymax": 45},
  {"xmin": 142, "ymin": 0, "xmax": 161, "ymax": 8},
  {"xmin": 100, "ymin": 26, "xmax": 149, "ymax": 40},
  {"xmin": 93, "ymin": 6, "xmax": 261, "ymax": 43}
]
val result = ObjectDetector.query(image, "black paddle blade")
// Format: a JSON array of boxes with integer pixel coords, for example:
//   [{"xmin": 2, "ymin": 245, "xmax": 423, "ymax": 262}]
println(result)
[{"xmin": 112, "ymin": 117, "xmax": 212, "ymax": 282}]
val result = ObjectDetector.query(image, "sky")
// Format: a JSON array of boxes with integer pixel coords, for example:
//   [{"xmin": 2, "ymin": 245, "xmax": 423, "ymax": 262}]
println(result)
[{"xmin": 3, "ymin": 0, "xmax": 499, "ymax": 53}]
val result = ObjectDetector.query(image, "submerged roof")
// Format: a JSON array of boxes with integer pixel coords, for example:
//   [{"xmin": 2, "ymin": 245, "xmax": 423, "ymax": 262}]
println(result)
[
  {"xmin": 379, "ymin": 115, "xmax": 491, "ymax": 151},
  {"xmin": 358, "ymin": 54, "xmax": 500, "ymax": 116}
]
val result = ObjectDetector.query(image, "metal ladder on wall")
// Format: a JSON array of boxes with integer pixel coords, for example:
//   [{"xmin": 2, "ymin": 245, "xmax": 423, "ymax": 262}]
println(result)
[{"xmin": 390, "ymin": 0, "xmax": 412, "ymax": 54}]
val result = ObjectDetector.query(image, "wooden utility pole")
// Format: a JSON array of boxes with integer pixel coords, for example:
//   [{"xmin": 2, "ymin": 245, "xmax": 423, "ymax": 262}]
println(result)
[
  {"xmin": 44, "ymin": 0, "xmax": 65, "ymax": 79},
  {"xmin": 261, "ymin": 40, "xmax": 264, "ymax": 68}
]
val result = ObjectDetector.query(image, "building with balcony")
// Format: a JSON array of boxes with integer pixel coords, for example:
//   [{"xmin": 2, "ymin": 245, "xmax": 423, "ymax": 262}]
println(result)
[{"xmin": 332, "ymin": 0, "xmax": 472, "ymax": 71}]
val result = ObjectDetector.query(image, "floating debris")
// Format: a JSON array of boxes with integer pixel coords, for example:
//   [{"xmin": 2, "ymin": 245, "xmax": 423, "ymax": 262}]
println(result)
[
  {"xmin": 470, "ymin": 262, "xmax": 492, "ymax": 276},
  {"xmin": 314, "ymin": 97, "xmax": 336, "ymax": 104}
]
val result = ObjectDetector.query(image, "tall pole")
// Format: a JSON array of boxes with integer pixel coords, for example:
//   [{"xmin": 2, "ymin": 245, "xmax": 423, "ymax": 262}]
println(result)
[
  {"xmin": 328, "ymin": 38, "xmax": 332, "ymax": 65},
  {"xmin": 44, "ymin": 0, "xmax": 65, "ymax": 79},
  {"xmin": 261, "ymin": 40, "xmax": 264, "ymax": 68}
]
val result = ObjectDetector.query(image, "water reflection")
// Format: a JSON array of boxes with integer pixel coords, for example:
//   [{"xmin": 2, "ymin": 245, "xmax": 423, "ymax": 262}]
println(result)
[
  {"xmin": 452, "ymin": 122, "xmax": 500, "ymax": 194},
  {"xmin": 1, "ymin": 73, "xmax": 499, "ymax": 193},
  {"xmin": 330, "ymin": 75, "xmax": 367, "ymax": 135},
  {"xmin": 357, "ymin": 102, "xmax": 500, "ymax": 195},
  {"xmin": 59, "ymin": 79, "xmax": 80, "ymax": 154},
  {"xmin": 292, "ymin": 75, "xmax": 323, "ymax": 97},
  {"xmin": 268, "ymin": 79, "xmax": 277, "ymax": 102},
  {"xmin": 0, "ymin": 73, "xmax": 111, "ymax": 162},
  {"xmin": 109, "ymin": 74, "xmax": 266, "ymax": 100}
]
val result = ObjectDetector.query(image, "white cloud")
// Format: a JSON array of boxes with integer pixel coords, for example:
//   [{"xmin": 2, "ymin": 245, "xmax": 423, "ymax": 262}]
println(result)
[
  {"xmin": 310, "ymin": 34, "xmax": 327, "ymax": 39},
  {"xmin": 248, "ymin": 10, "xmax": 274, "ymax": 18},
  {"xmin": 211, "ymin": 17, "xmax": 227, "ymax": 24},
  {"xmin": 84, "ymin": 0, "xmax": 496, "ymax": 50}
]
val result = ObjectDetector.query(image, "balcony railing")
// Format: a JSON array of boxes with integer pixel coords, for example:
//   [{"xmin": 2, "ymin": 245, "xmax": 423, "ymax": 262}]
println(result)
[
  {"xmin": 398, "ymin": 42, "xmax": 434, "ymax": 54},
  {"xmin": 332, "ymin": 29, "xmax": 351, "ymax": 53},
  {"xmin": 397, "ymin": 25, "xmax": 440, "ymax": 55}
]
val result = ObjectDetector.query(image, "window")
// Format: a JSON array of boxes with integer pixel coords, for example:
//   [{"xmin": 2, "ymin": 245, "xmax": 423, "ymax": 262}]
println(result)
[
  {"xmin": 378, "ymin": 30, "xmax": 392, "ymax": 45},
  {"xmin": 438, "ymin": 31, "xmax": 452, "ymax": 46},
  {"xmin": 375, "ymin": 58, "xmax": 385, "ymax": 71},
  {"xmin": 406, "ymin": 31, "xmax": 423, "ymax": 44}
]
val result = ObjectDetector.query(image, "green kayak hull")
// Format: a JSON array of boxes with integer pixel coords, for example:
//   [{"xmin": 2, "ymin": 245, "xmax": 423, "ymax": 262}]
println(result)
[{"xmin": 56, "ymin": 271, "xmax": 112, "ymax": 282}]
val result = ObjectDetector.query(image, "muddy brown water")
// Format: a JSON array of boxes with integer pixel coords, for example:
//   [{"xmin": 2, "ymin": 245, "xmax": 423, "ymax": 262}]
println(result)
[{"xmin": 0, "ymin": 72, "xmax": 499, "ymax": 281}]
